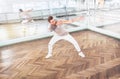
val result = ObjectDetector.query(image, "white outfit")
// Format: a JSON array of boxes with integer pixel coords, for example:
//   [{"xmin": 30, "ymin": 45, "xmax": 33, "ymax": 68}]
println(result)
[
  {"xmin": 48, "ymin": 33, "xmax": 81, "ymax": 53},
  {"xmin": 20, "ymin": 12, "xmax": 34, "ymax": 24},
  {"xmin": 46, "ymin": 24, "xmax": 85, "ymax": 58}
]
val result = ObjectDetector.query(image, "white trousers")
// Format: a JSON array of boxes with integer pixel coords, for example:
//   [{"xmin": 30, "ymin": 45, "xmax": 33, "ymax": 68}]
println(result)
[{"xmin": 48, "ymin": 34, "xmax": 81, "ymax": 54}]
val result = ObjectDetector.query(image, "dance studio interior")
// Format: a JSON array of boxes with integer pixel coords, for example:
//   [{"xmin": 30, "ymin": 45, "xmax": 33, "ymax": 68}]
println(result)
[{"xmin": 0, "ymin": 0, "xmax": 120, "ymax": 79}]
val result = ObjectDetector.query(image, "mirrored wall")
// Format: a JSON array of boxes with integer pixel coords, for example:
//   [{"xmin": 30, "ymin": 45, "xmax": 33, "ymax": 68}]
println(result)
[{"xmin": 0, "ymin": 0, "xmax": 120, "ymax": 46}]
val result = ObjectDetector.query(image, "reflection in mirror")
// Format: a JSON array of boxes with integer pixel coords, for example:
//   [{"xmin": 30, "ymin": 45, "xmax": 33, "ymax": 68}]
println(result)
[
  {"xmin": 0, "ymin": 0, "xmax": 88, "ymax": 46},
  {"xmin": 0, "ymin": 0, "xmax": 120, "ymax": 47},
  {"xmin": 94, "ymin": 0, "xmax": 120, "ymax": 35}
]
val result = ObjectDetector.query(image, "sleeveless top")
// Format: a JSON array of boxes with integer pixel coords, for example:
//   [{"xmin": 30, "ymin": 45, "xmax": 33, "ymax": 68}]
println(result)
[
  {"xmin": 49, "ymin": 24, "xmax": 68, "ymax": 36},
  {"xmin": 20, "ymin": 12, "xmax": 31, "ymax": 19}
]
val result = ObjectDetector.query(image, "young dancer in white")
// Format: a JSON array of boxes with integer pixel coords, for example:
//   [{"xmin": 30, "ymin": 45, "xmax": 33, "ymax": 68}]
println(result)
[
  {"xmin": 19, "ymin": 9, "xmax": 34, "ymax": 24},
  {"xmin": 45, "ymin": 16, "xmax": 85, "ymax": 58}
]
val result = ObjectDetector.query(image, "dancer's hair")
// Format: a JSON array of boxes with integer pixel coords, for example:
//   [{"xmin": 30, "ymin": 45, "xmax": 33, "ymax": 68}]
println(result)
[
  {"xmin": 19, "ymin": 9, "xmax": 23, "ymax": 12},
  {"xmin": 48, "ymin": 16, "xmax": 53, "ymax": 22}
]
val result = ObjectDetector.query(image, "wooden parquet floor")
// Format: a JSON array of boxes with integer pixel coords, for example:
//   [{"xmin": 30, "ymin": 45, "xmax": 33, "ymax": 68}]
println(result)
[{"xmin": 0, "ymin": 30, "xmax": 120, "ymax": 79}]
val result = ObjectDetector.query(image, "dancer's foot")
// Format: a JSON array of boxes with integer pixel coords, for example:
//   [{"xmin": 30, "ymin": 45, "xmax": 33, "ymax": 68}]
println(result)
[
  {"xmin": 78, "ymin": 51, "xmax": 85, "ymax": 58},
  {"xmin": 45, "ymin": 54, "xmax": 52, "ymax": 58}
]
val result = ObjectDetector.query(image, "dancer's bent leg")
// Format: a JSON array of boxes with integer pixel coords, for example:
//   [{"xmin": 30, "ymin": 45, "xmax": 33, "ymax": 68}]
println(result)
[
  {"xmin": 63, "ymin": 34, "xmax": 85, "ymax": 57},
  {"xmin": 46, "ymin": 35, "xmax": 61, "ymax": 58}
]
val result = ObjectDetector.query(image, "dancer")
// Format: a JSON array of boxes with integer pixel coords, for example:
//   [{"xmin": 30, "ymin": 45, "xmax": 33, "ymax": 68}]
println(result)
[
  {"xmin": 19, "ymin": 9, "xmax": 34, "ymax": 24},
  {"xmin": 45, "ymin": 16, "xmax": 85, "ymax": 58}
]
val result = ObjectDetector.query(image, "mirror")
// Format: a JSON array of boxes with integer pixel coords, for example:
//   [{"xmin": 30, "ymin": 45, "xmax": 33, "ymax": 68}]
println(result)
[{"xmin": 0, "ymin": 0, "xmax": 120, "ymax": 47}]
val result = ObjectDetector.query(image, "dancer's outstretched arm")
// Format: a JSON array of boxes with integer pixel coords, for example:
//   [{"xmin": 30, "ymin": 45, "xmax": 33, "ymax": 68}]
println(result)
[
  {"xmin": 24, "ymin": 9, "xmax": 33, "ymax": 12},
  {"xmin": 57, "ymin": 16, "xmax": 84, "ymax": 25}
]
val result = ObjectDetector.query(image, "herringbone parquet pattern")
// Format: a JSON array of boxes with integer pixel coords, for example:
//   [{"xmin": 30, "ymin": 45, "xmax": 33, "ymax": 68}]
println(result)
[{"xmin": 0, "ymin": 30, "xmax": 120, "ymax": 79}]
